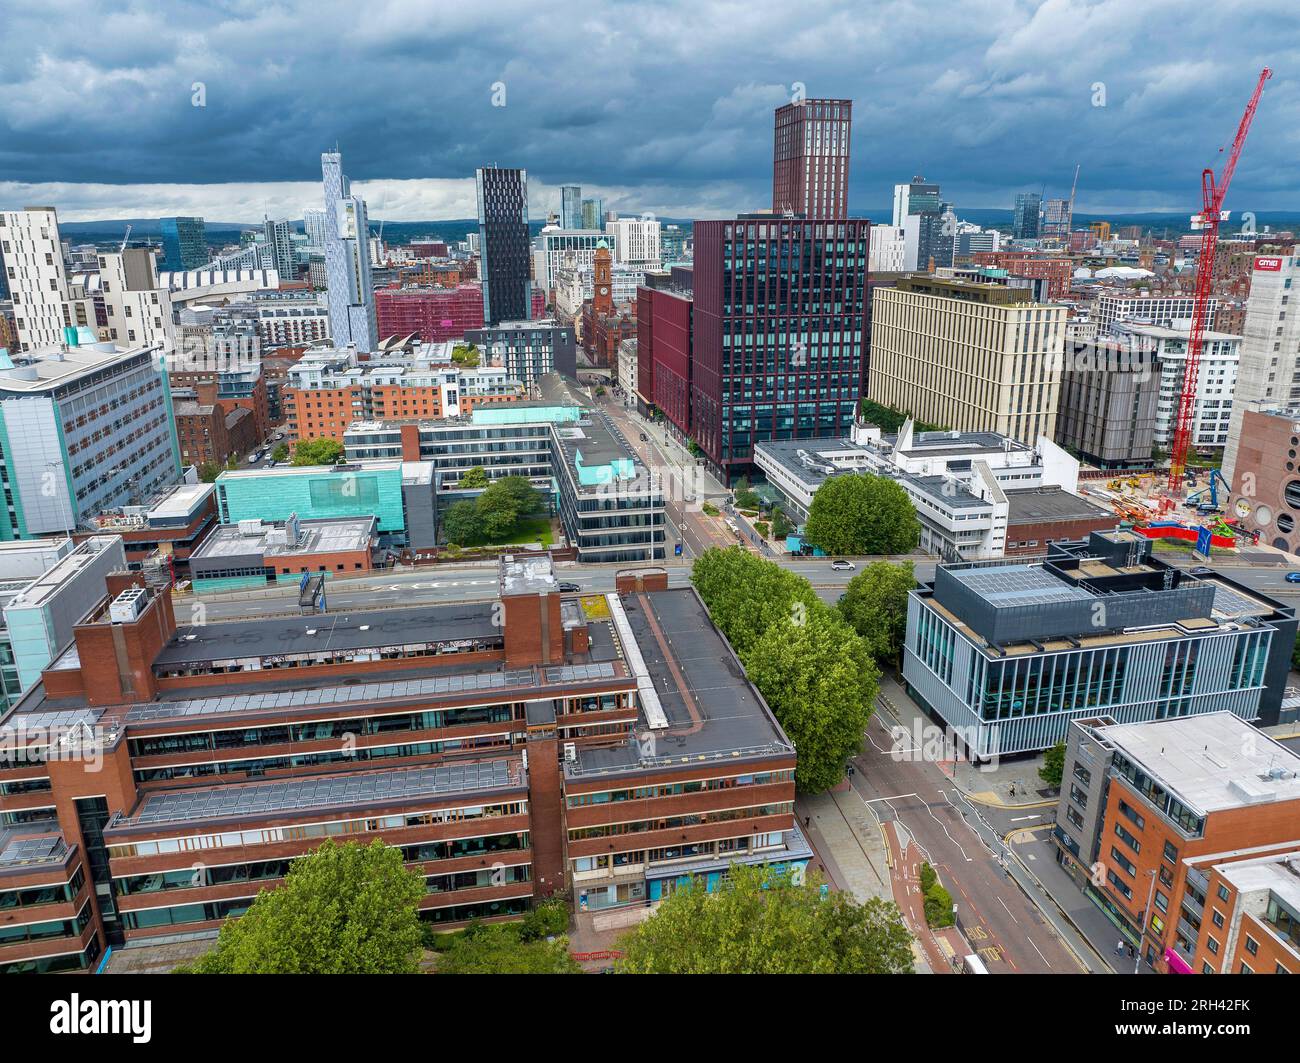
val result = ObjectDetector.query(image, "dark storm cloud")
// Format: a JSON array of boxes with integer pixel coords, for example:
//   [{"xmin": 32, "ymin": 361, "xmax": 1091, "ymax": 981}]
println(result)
[{"xmin": 1, "ymin": 0, "xmax": 1298, "ymax": 217}]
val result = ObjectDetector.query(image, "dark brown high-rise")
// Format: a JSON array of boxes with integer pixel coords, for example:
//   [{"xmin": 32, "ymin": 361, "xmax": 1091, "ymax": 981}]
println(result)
[{"xmin": 772, "ymin": 98, "xmax": 852, "ymax": 218}]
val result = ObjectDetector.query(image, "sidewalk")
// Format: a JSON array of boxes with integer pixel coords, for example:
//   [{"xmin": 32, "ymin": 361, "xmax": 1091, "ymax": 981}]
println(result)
[
  {"xmin": 795, "ymin": 787, "xmax": 893, "ymax": 904},
  {"xmin": 875, "ymin": 674, "xmax": 1053, "ymax": 809}
]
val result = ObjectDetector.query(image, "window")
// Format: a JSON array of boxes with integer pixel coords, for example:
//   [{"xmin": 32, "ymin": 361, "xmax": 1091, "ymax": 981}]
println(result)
[
  {"xmin": 1118, "ymin": 800, "xmax": 1145, "ymax": 830},
  {"xmin": 1217, "ymin": 884, "xmax": 1230, "ymax": 902},
  {"xmin": 1207, "ymin": 937, "xmax": 1219, "ymax": 954},
  {"xmin": 1212, "ymin": 909, "xmax": 1224, "ymax": 928},
  {"xmin": 1163, "ymin": 841, "xmax": 1179, "ymax": 865},
  {"xmin": 1245, "ymin": 936, "xmax": 1258, "ymax": 956},
  {"xmin": 1239, "ymin": 962, "xmax": 1254, "ymax": 974},
  {"xmin": 1111, "ymin": 847, "xmax": 1137, "ymax": 877}
]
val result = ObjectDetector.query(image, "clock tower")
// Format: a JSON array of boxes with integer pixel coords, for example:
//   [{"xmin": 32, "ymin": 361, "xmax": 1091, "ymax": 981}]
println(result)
[{"xmin": 593, "ymin": 240, "xmax": 613, "ymax": 315}]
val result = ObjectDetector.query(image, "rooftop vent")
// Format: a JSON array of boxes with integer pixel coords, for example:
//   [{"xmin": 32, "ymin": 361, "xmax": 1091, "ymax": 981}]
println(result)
[{"xmin": 108, "ymin": 586, "xmax": 148, "ymax": 624}]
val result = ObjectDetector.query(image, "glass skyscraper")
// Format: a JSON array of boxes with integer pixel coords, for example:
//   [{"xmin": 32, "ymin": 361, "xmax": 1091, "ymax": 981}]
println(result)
[
  {"xmin": 321, "ymin": 151, "xmax": 378, "ymax": 352},
  {"xmin": 1013, "ymin": 192, "xmax": 1042, "ymax": 240},
  {"xmin": 475, "ymin": 167, "xmax": 532, "ymax": 327},
  {"xmin": 158, "ymin": 216, "xmax": 208, "ymax": 272},
  {"xmin": 560, "ymin": 185, "xmax": 582, "ymax": 230}
]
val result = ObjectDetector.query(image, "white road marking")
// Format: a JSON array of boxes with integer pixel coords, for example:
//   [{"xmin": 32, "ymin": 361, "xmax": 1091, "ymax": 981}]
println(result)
[
  {"xmin": 1011, "ymin": 815, "xmax": 1042, "ymax": 822},
  {"xmin": 998, "ymin": 896, "xmax": 1019, "ymax": 924}
]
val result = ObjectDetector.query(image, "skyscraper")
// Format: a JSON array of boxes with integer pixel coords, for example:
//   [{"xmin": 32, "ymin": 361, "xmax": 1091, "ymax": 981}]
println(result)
[
  {"xmin": 476, "ymin": 167, "xmax": 532, "ymax": 326},
  {"xmin": 892, "ymin": 177, "xmax": 953, "ymax": 271},
  {"xmin": 1013, "ymin": 192, "xmax": 1042, "ymax": 240},
  {"xmin": 690, "ymin": 214, "xmax": 871, "ymax": 479},
  {"xmin": 772, "ymin": 98, "xmax": 852, "ymax": 218},
  {"xmin": 263, "ymin": 218, "xmax": 295, "ymax": 280},
  {"xmin": 320, "ymin": 151, "xmax": 378, "ymax": 352},
  {"xmin": 1041, "ymin": 198, "xmax": 1071, "ymax": 241},
  {"xmin": 560, "ymin": 185, "xmax": 582, "ymax": 230},
  {"xmin": 158, "ymin": 216, "xmax": 208, "ymax": 272},
  {"xmin": 302, "ymin": 208, "xmax": 327, "ymax": 249},
  {"xmin": 581, "ymin": 197, "xmax": 604, "ymax": 231}
]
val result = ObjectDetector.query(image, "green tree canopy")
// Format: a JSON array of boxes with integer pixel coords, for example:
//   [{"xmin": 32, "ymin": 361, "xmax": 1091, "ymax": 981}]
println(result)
[
  {"xmin": 481, "ymin": 475, "xmax": 542, "ymax": 515},
  {"xmin": 459, "ymin": 466, "xmax": 489, "ymax": 489},
  {"xmin": 175, "ymin": 840, "xmax": 424, "ymax": 974},
  {"xmin": 438, "ymin": 925, "xmax": 581, "ymax": 974},
  {"xmin": 441, "ymin": 499, "xmax": 482, "ymax": 545},
  {"xmin": 804, "ymin": 473, "xmax": 921, "ymax": 556},
  {"xmin": 1039, "ymin": 740, "xmax": 1067, "ymax": 789},
  {"xmin": 291, "ymin": 437, "xmax": 344, "ymax": 467},
  {"xmin": 690, "ymin": 547, "xmax": 824, "ymax": 659},
  {"xmin": 742, "ymin": 608, "xmax": 879, "ymax": 792},
  {"xmin": 617, "ymin": 864, "xmax": 913, "ymax": 974},
  {"xmin": 198, "ymin": 461, "xmax": 221, "ymax": 483},
  {"xmin": 271, "ymin": 443, "xmax": 290, "ymax": 463},
  {"xmin": 838, "ymin": 561, "xmax": 917, "ymax": 663}
]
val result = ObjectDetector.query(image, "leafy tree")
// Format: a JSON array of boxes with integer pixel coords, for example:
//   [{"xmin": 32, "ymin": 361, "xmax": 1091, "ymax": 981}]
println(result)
[
  {"xmin": 1039, "ymin": 740, "xmax": 1066, "ymax": 789},
  {"xmin": 690, "ymin": 548, "xmax": 824, "ymax": 659},
  {"xmin": 175, "ymin": 840, "xmax": 424, "ymax": 974},
  {"xmin": 441, "ymin": 499, "xmax": 482, "ymax": 544},
  {"xmin": 476, "ymin": 489, "xmax": 520, "ymax": 540},
  {"xmin": 271, "ymin": 443, "xmax": 290, "ymax": 463},
  {"xmin": 459, "ymin": 466, "xmax": 489, "ymax": 490},
  {"xmin": 742, "ymin": 607, "xmax": 879, "ymax": 792},
  {"xmin": 838, "ymin": 561, "xmax": 917, "ymax": 663},
  {"xmin": 918, "ymin": 862, "xmax": 937, "ymax": 894},
  {"xmin": 804, "ymin": 473, "xmax": 921, "ymax": 556},
  {"xmin": 617, "ymin": 864, "xmax": 913, "ymax": 974},
  {"xmin": 519, "ymin": 897, "xmax": 570, "ymax": 941},
  {"xmin": 923, "ymin": 883, "xmax": 955, "ymax": 928},
  {"xmin": 437, "ymin": 923, "xmax": 580, "ymax": 974},
  {"xmin": 481, "ymin": 475, "xmax": 542, "ymax": 516},
  {"xmin": 733, "ymin": 475, "xmax": 761, "ymax": 510},
  {"xmin": 771, "ymin": 507, "xmax": 793, "ymax": 541},
  {"xmin": 198, "ymin": 461, "xmax": 221, "ymax": 483},
  {"xmin": 451, "ymin": 343, "xmax": 480, "ymax": 367},
  {"xmin": 291, "ymin": 437, "xmax": 344, "ymax": 466}
]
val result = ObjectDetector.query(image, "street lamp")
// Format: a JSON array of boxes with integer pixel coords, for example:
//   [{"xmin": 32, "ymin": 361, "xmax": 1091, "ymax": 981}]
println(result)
[{"xmin": 1135, "ymin": 868, "xmax": 1158, "ymax": 974}]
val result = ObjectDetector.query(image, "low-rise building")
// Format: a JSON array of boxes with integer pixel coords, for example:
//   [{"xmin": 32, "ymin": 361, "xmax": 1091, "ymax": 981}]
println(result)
[
  {"xmin": 903, "ymin": 532, "xmax": 1298, "ymax": 757},
  {"xmin": 1054, "ymin": 712, "xmax": 1300, "ymax": 973},
  {"xmin": 187, "ymin": 514, "xmax": 377, "ymax": 593},
  {"xmin": 464, "ymin": 320, "xmax": 576, "ymax": 387}
]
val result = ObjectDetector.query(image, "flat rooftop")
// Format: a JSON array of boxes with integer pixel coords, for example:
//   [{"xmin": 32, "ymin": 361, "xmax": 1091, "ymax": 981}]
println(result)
[
  {"xmin": 1006, "ymin": 486, "xmax": 1113, "ymax": 524},
  {"xmin": 0, "ymin": 342, "xmax": 155, "ymax": 393},
  {"xmin": 0, "ymin": 823, "xmax": 68, "ymax": 870},
  {"xmin": 146, "ymin": 482, "xmax": 215, "ymax": 521},
  {"xmin": 108, "ymin": 760, "xmax": 525, "ymax": 831},
  {"xmin": 191, "ymin": 517, "xmax": 375, "ymax": 561},
  {"xmin": 945, "ymin": 563, "xmax": 1092, "ymax": 608},
  {"xmin": 1097, "ymin": 712, "xmax": 1300, "ymax": 814},
  {"xmin": 1217, "ymin": 856, "xmax": 1300, "ymax": 916},
  {"xmin": 2, "ymin": 536, "xmax": 121, "ymax": 613},
  {"xmin": 567, "ymin": 588, "xmax": 792, "ymax": 778}
]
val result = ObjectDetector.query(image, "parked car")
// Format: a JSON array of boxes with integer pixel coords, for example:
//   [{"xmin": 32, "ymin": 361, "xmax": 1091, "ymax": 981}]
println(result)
[
  {"xmin": 830, "ymin": 559, "xmax": 856, "ymax": 571},
  {"xmin": 1286, "ymin": 572, "xmax": 1300, "ymax": 584},
  {"xmin": 557, "ymin": 581, "xmax": 582, "ymax": 593}
]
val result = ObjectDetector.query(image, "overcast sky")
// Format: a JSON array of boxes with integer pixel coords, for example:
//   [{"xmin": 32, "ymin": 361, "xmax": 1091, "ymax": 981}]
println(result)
[{"xmin": 1, "ymin": 0, "xmax": 1297, "ymax": 223}]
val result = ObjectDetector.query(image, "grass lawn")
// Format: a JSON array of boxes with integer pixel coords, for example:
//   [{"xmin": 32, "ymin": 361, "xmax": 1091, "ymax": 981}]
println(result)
[{"xmin": 459, "ymin": 515, "xmax": 555, "ymax": 549}]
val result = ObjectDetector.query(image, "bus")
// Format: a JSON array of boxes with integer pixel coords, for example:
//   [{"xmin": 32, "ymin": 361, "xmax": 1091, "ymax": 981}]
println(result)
[{"xmin": 961, "ymin": 953, "xmax": 989, "ymax": 974}]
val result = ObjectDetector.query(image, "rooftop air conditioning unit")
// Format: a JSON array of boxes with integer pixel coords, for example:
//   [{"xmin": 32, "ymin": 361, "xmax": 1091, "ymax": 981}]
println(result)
[
  {"xmin": 563, "ymin": 742, "xmax": 577, "ymax": 763},
  {"xmin": 109, "ymin": 586, "xmax": 148, "ymax": 624}
]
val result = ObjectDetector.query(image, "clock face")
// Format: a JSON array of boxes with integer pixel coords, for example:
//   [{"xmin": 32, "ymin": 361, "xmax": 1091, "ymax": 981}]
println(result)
[{"xmin": 599, "ymin": 286, "xmax": 609, "ymax": 296}]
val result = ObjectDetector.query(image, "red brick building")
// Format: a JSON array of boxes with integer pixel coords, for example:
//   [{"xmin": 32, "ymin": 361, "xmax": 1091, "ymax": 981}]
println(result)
[
  {"xmin": 376, "ymin": 284, "xmax": 485, "ymax": 343},
  {"xmin": 971, "ymin": 252, "xmax": 1073, "ymax": 299}
]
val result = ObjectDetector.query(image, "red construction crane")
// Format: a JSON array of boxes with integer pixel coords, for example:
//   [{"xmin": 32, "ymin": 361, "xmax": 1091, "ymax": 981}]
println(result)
[{"xmin": 1168, "ymin": 68, "xmax": 1272, "ymax": 491}]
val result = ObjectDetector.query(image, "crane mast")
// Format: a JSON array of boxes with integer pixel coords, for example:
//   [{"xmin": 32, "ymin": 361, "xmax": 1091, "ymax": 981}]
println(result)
[{"xmin": 1167, "ymin": 68, "xmax": 1271, "ymax": 491}]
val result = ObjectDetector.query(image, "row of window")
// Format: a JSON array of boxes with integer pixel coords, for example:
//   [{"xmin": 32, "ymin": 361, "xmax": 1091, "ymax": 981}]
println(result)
[
  {"xmin": 566, "ymin": 770, "xmax": 794, "ymax": 807},
  {"xmin": 567, "ymin": 803, "xmax": 793, "ymax": 841}
]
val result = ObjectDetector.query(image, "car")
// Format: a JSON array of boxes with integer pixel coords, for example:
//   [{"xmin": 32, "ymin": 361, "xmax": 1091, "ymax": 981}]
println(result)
[
  {"xmin": 557, "ymin": 582, "xmax": 582, "ymax": 592},
  {"xmin": 830, "ymin": 559, "xmax": 856, "ymax": 571},
  {"xmin": 1286, "ymin": 572, "xmax": 1300, "ymax": 584}
]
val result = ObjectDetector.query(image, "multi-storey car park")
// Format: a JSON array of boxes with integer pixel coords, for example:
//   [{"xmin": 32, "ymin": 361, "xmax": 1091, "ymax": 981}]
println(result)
[
  {"xmin": 903, "ymin": 531, "xmax": 1298, "ymax": 758},
  {"xmin": 0, "ymin": 556, "xmax": 805, "ymax": 970}
]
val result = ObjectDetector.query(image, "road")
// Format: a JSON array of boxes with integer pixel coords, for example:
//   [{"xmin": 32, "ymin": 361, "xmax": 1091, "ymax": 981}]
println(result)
[{"xmin": 850, "ymin": 700, "xmax": 1088, "ymax": 974}]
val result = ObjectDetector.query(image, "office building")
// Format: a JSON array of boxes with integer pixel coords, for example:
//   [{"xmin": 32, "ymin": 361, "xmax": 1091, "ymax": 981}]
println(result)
[
  {"xmin": 659, "ymin": 224, "xmax": 688, "ymax": 264},
  {"xmin": 553, "ymin": 264, "xmax": 644, "ymax": 320},
  {"xmin": 1093, "ymin": 294, "xmax": 1216, "ymax": 332},
  {"xmin": 559, "ymin": 185, "xmax": 582, "ymax": 231},
  {"xmin": 1012, "ymin": 192, "xmax": 1042, "ymax": 240},
  {"xmin": 1054, "ymin": 712, "xmax": 1300, "ymax": 973},
  {"xmin": 187, "ymin": 515, "xmax": 377, "ymax": 593},
  {"xmin": 868, "ymin": 276, "xmax": 1066, "ymax": 445},
  {"xmin": 532, "ymin": 228, "xmax": 618, "ymax": 293},
  {"xmin": 158, "ymin": 217, "xmax": 208, "ymax": 272},
  {"xmin": 772, "ymin": 99, "xmax": 852, "ymax": 219},
  {"xmin": 0, "ymin": 340, "xmax": 181, "ymax": 538},
  {"xmin": 892, "ymin": 177, "xmax": 953, "ymax": 270},
  {"xmin": 464, "ymin": 321, "xmax": 576, "ymax": 388},
  {"xmin": 173, "ymin": 387, "xmax": 258, "ymax": 470},
  {"xmin": 580, "ymin": 197, "xmax": 604, "ymax": 231},
  {"xmin": 476, "ymin": 167, "xmax": 532, "ymax": 326},
  {"xmin": 605, "ymin": 216, "xmax": 661, "ymax": 271},
  {"xmin": 755, "ymin": 416, "xmax": 1109, "ymax": 559},
  {"xmin": 321, "ymin": 151, "xmax": 378, "ymax": 353},
  {"xmin": 0, "ymin": 553, "xmax": 804, "ymax": 965},
  {"xmin": 903, "ymin": 532, "xmax": 1298, "ymax": 758},
  {"xmin": 637, "ymin": 277, "xmax": 694, "ymax": 437},
  {"xmin": 0, "ymin": 536, "xmax": 126, "ymax": 708},
  {"xmin": 1054, "ymin": 336, "xmax": 1162, "ymax": 468},
  {"xmin": 87, "ymin": 482, "xmax": 217, "ymax": 570},
  {"xmin": 1041, "ymin": 199, "xmax": 1071, "ymax": 241},
  {"xmin": 689, "ymin": 214, "xmax": 870, "ymax": 480},
  {"xmin": 1223, "ymin": 255, "xmax": 1300, "ymax": 485}
]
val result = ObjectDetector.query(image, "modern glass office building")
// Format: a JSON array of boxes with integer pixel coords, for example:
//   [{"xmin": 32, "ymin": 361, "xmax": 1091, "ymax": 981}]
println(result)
[
  {"xmin": 215, "ymin": 462, "xmax": 410, "ymax": 537},
  {"xmin": 903, "ymin": 532, "xmax": 1297, "ymax": 757},
  {"xmin": 476, "ymin": 167, "xmax": 532, "ymax": 326},
  {"xmin": 159, "ymin": 216, "xmax": 208, "ymax": 272}
]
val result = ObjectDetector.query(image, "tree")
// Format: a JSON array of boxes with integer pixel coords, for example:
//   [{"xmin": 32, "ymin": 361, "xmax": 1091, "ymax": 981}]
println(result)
[
  {"xmin": 198, "ymin": 462, "xmax": 221, "ymax": 483},
  {"xmin": 437, "ymin": 924, "xmax": 581, "ymax": 974},
  {"xmin": 690, "ymin": 548, "xmax": 824, "ymax": 659},
  {"xmin": 742, "ymin": 607, "xmax": 879, "ymax": 792},
  {"xmin": 733, "ymin": 475, "xmax": 761, "ymax": 510},
  {"xmin": 838, "ymin": 561, "xmax": 917, "ymax": 664},
  {"xmin": 771, "ymin": 506, "xmax": 793, "ymax": 541},
  {"xmin": 475, "ymin": 488, "xmax": 520, "ymax": 540},
  {"xmin": 459, "ymin": 466, "xmax": 489, "ymax": 490},
  {"xmin": 291, "ymin": 437, "xmax": 343, "ymax": 466},
  {"xmin": 451, "ymin": 343, "xmax": 480, "ymax": 367},
  {"xmin": 804, "ymin": 473, "xmax": 921, "ymax": 556},
  {"xmin": 923, "ymin": 883, "xmax": 955, "ymax": 928},
  {"xmin": 441, "ymin": 499, "xmax": 482, "ymax": 544},
  {"xmin": 481, "ymin": 475, "xmax": 542, "ymax": 516},
  {"xmin": 1039, "ymin": 740, "xmax": 1066, "ymax": 789},
  {"xmin": 271, "ymin": 443, "xmax": 290, "ymax": 463},
  {"xmin": 617, "ymin": 864, "xmax": 913, "ymax": 974},
  {"xmin": 175, "ymin": 840, "xmax": 424, "ymax": 974}
]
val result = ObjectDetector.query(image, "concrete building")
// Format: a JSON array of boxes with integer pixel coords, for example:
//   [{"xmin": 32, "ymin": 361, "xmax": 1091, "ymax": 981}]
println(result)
[
  {"xmin": 0, "ymin": 555, "xmax": 805, "ymax": 964},
  {"xmin": 1092, "ymin": 293, "xmax": 1217, "ymax": 332},
  {"xmin": 754, "ymin": 416, "xmax": 1108, "ymax": 560},
  {"xmin": 321, "ymin": 151, "xmax": 378, "ymax": 353},
  {"xmin": 1223, "ymin": 407, "xmax": 1300, "ymax": 553},
  {"xmin": 903, "ymin": 532, "xmax": 1297, "ymax": 757},
  {"xmin": 376, "ymin": 284, "xmax": 483, "ymax": 344},
  {"xmin": 1054, "ymin": 337, "xmax": 1162, "ymax": 468},
  {"xmin": 868, "ymin": 225, "xmax": 906, "ymax": 273},
  {"xmin": 0, "ymin": 208, "xmax": 99, "ymax": 352},
  {"xmin": 0, "ymin": 340, "xmax": 181, "ymax": 538},
  {"xmin": 96, "ymin": 249, "xmax": 175, "ymax": 353},
  {"xmin": 187, "ymin": 514, "xmax": 377, "ymax": 593},
  {"xmin": 772, "ymin": 99, "xmax": 852, "ymax": 219},
  {"xmin": 553, "ymin": 264, "xmax": 643, "ymax": 320},
  {"xmin": 464, "ymin": 320, "xmax": 576, "ymax": 388},
  {"xmin": 1223, "ymin": 254, "xmax": 1300, "ymax": 485},
  {"xmin": 604, "ymin": 216, "xmax": 661, "ymax": 272},
  {"xmin": 532, "ymin": 228, "xmax": 619, "ymax": 294},
  {"xmin": 1054, "ymin": 712, "xmax": 1300, "ymax": 973},
  {"xmin": 868, "ymin": 276, "xmax": 1067, "ymax": 445}
]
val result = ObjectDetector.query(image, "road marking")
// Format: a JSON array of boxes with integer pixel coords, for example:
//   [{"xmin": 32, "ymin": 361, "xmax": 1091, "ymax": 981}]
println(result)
[
  {"xmin": 1011, "ymin": 815, "xmax": 1042, "ymax": 822},
  {"xmin": 859, "ymin": 792, "xmax": 918, "ymax": 804},
  {"xmin": 997, "ymin": 896, "xmax": 1019, "ymax": 924},
  {"xmin": 1028, "ymin": 937, "xmax": 1049, "ymax": 964}
]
